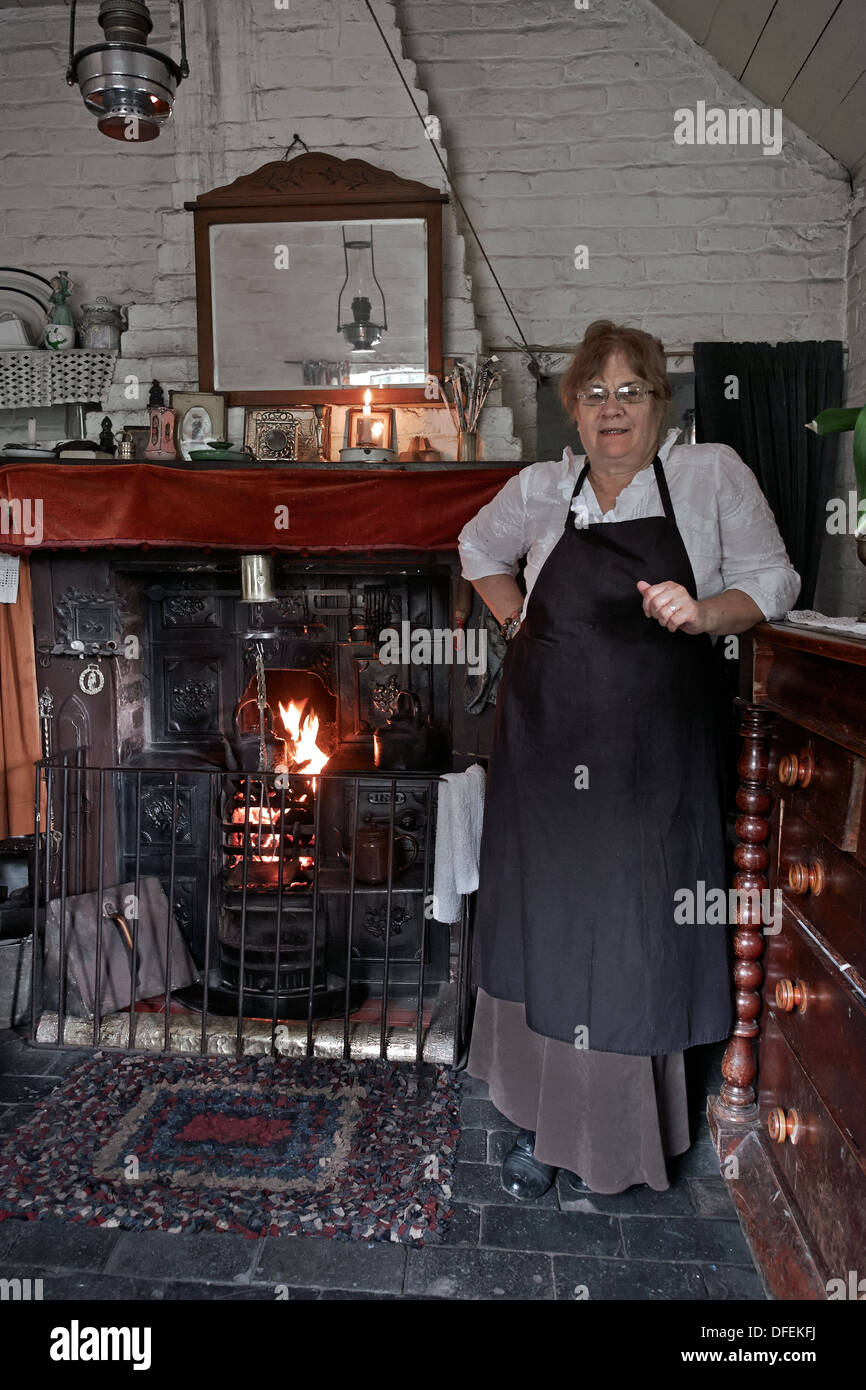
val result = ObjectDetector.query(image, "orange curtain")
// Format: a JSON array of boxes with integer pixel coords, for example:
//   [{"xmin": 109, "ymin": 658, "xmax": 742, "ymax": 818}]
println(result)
[{"xmin": 0, "ymin": 556, "xmax": 42, "ymax": 839}]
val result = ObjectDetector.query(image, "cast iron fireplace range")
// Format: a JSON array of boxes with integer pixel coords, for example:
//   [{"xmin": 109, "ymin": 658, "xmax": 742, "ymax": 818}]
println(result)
[{"xmin": 23, "ymin": 552, "xmax": 477, "ymax": 1065}]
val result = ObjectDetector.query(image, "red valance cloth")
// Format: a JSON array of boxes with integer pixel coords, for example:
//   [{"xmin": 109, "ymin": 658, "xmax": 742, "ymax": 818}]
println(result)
[{"xmin": 0, "ymin": 462, "xmax": 521, "ymax": 553}]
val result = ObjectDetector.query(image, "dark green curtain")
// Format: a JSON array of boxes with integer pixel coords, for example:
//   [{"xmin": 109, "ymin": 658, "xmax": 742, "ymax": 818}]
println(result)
[{"xmin": 693, "ymin": 341, "xmax": 844, "ymax": 608}]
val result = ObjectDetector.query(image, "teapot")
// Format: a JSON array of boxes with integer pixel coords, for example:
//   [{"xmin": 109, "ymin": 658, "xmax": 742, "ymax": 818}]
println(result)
[
  {"xmin": 373, "ymin": 689, "xmax": 436, "ymax": 771},
  {"xmin": 335, "ymin": 816, "xmax": 418, "ymax": 885}
]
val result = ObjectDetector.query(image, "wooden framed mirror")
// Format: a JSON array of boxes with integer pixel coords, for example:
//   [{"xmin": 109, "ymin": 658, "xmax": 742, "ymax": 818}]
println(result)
[{"xmin": 185, "ymin": 152, "xmax": 447, "ymax": 406}]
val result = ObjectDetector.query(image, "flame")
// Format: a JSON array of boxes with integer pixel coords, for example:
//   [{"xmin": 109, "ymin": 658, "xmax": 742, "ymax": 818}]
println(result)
[
  {"xmin": 279, "ymin": 699, "xmax": 329, "ymax": 777},
  {"xmin": 363, "ymin": 388, "xmax": 372, "ymax": 415},
  {"xmin": 230, "ymin": 803, "xmax": 280, "ymax": 861}
]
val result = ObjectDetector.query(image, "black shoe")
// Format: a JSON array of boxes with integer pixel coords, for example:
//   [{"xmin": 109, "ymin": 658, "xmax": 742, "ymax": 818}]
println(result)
[
  {"xmin": 500, "ymin": 1128, "xmax": 557, "ymax": 1200},
  {"xmin": 563, "ymin": 1170, "xmax": 591, "ymax": 1194}
]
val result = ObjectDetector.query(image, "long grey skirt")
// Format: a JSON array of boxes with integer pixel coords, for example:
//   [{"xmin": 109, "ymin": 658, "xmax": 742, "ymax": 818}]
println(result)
[{"xmin": 466, "ymin": 987, "xmax": 692, "ymax": 1194}]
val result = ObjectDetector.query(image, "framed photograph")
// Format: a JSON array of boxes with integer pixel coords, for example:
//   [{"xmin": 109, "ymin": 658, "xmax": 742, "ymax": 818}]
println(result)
[
  {"xmin": 346, "ymin": 406, "xmax": 393, "ymax": 451},
  {"xmin": 244, "ymin": 406, "xmax": 331, "ymax": 463},
  {"xmin": 170, "ymin": 391, "xmax": 227, "ymax": 460}
]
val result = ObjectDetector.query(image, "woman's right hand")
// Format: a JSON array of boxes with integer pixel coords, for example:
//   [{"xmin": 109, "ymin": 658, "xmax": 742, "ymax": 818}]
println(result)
[{"xmin": 468, "ymin": 574, "xmax": 525, "ymax": 626}]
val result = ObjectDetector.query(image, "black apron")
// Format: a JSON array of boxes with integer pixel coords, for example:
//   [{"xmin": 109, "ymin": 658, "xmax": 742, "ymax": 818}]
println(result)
[{"xmin": 473, "ymin": 455, "xmax": 733, "ymax": 1055}]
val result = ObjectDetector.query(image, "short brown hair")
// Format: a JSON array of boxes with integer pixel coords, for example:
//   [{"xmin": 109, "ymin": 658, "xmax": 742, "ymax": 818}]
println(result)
[{"xmin": 559, "ymin": 320, "xmax": 672, "ymax": 441}]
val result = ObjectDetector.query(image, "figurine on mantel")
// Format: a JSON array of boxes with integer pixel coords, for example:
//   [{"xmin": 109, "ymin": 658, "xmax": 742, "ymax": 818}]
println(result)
[
  {"xmin": 98, "ymin": 416, "xmax": 116, "ymax": 457},
  {"xmin": 144, "ymin": 379, "xmax": 176, "ymax": 461},
  {"xmin": 398, "ymin": 434, "xmax": 440, "ymax": 463},
  {"xmin": 43, "ymin": 271, "xmax": 76, "ymax": 351}
]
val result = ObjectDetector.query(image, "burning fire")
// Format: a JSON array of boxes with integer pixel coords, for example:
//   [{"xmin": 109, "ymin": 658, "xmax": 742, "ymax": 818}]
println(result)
[
  {"xmin": 230, "ymin": 804, "xmax": 279, "ymax": 861},
  {"xmin": 228, "ymin": 798, "xmax": 317, "ymax": 874},
  {"xmin": 279, "ymin": 699, "xmax": 329, "ymax": 776}
]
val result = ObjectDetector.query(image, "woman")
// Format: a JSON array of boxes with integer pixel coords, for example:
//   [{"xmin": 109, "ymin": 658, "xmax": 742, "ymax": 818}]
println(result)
[{"xmin": 458, "ymin": 320, "xmax": 800, "ymax": 1199}]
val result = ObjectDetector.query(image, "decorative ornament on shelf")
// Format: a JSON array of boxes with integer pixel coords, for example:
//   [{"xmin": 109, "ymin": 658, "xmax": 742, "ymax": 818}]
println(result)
[
  {"xmin": 397, "ymin": 435, "xmax": 440, "ymax": 463},
  {"xmin": 98, "ymin": 416, "xmax": 116, "ymax": 456},
  {"xmin": 806, "ymin": 404, "xmax": 866, "ymax": 618},
  {"xmin": 144, "ymin": 379, "xmax": 177, "ymax": 461},
  {"xmin": 80, "ymin": 296, "xmax": 127, "ymax": 352},
  {"xmin": 43, "ymin": 271, "xmax": 76, "ymax": 351}
]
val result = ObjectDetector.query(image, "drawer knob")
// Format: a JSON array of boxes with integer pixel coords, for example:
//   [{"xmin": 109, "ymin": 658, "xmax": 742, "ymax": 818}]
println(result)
[
  {"xmin": 787, "ymin": 860, "xmax": 825, "ymax": 896},
  {"xmin": 775, "ymin": 978, "xmax": 808, "ymax": 1012},
  {"xmin": 767, "ymin": 1106, "xmax": 802, "ymax": 1144},
  {"xmin": 778, "ymin": 751, "xmax": 814, "ymax": 787}
]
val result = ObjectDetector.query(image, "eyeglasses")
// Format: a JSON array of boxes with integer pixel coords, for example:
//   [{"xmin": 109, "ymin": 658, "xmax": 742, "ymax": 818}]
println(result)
[{"xmin": 575, "ymin": 385, "xmax": 656, "ymax": 406}]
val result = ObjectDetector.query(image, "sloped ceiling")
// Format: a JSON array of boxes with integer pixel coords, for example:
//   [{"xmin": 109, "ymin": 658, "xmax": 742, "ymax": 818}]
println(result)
[{"xmin": 653, "ymin": 0, "xmax": 866, "ymax": 179}]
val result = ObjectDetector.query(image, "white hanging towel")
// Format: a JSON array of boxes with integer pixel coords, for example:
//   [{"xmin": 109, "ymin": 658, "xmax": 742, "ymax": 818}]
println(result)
[{"xmin": 432, "ymin": 763, "xmax": 486, "ymax": 923}]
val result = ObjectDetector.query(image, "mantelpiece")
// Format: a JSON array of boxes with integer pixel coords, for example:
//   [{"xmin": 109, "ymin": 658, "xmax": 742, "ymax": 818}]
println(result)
[{"xmin": 0, "ymin": 460, "xmax": 519, "ymax": 553}]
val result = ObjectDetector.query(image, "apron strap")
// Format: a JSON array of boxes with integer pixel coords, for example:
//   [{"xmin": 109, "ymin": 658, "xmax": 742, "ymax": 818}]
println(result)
[
  {"xmin": 570, "ymin": 454, "xmax": 676, "ymax": 525},
  {"xmin": 651, "ymin": 456, "xmax": 676, "ymax": 525}
]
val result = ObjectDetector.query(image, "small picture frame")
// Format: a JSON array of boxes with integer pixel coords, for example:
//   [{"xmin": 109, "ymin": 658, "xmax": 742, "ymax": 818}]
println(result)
[
  {"xmin": 346, "ymin": 406, "xmax": 393, "ymax": 451},
  {"xmin": 244, "ymin": 406, "xmax": 331, "ymax": 463},
  {"xmin": 170, "ymin": 391, "xmax": 227, "ymax": 460}
]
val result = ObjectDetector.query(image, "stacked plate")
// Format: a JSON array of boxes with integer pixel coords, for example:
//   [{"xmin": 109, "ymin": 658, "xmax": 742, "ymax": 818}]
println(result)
[
  {"xmin": 1, "ymin": 443, "xmax": 59, "ymax": 460},
  {"xmin": 0, "ymin": 267, "xmax": 52, "ymax": 350}
]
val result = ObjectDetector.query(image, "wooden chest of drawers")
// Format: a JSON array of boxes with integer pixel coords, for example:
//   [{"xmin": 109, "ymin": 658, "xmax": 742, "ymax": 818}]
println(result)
[{"xmin": 709, "ymin": 622, "xmax": 866, "ymax": 1300}]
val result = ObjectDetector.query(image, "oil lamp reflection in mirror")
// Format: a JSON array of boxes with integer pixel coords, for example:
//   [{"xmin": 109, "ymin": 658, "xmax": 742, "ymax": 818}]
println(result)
[{"xmin": 337, "ymin": 225, "xmax": 388, "ymax": 353}]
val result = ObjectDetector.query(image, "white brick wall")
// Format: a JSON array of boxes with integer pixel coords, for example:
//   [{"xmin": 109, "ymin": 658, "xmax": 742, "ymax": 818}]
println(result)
[
  {"xmin": 0, "ymin": 3, "xmax": 176, "ymax": 314},
  {"xmin": 396, "ymin": 0, "xmax": 851, "ymax": 455},
  {"xmin": 0, "ymin": 0, "xmax": 861, "ymax": 487},
  {"xmin": 0, "ymin": 0, "xmax": 518, "ymax": 458},
  {"xmin": 118, "ymin": 0, "xmax": 514, "ymax": 456}
]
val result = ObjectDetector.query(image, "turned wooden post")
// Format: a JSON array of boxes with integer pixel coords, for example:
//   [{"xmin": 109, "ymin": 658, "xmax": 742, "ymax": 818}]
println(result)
[{"xmin": 716, "ymin": 698, "xmax": 773, "ymax": 1121}]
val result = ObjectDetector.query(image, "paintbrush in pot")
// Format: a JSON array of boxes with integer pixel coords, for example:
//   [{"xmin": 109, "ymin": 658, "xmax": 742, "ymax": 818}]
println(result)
[
  {"xmin": 437, "ymin": 375, "xmax": 461, "ymax": 432},
  {"xmin": 451, "ymin": 363, "xmax": 467, "ymax": 431}
]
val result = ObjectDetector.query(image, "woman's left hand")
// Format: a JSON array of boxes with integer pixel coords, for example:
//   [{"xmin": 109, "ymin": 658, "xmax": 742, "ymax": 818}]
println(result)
[{"xmin": 636, "ymin": 580, "xmax": 704, "ymax": 634}]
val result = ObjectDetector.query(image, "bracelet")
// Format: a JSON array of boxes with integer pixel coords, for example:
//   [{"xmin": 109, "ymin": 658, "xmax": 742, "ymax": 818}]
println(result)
[{"xmin": 501, "ymin": 611, "xmax": 522, "ymax": 641}]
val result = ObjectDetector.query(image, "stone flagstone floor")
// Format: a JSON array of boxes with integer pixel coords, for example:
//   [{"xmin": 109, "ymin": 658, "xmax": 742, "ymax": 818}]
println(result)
[{"xmin": 0, "ymin": 1029, "xmax": 766, "ymax": 1300}]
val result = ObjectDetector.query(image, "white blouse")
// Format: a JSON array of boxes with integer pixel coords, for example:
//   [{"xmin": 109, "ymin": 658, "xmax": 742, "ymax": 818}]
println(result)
[{"xmin": 458, "ymin": 429, "xmax": 801, "ymax": 621}]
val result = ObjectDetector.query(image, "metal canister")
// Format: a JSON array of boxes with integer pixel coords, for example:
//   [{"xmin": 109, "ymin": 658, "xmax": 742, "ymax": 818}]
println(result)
[
  {"xmin": 79, "ymin": 297, "xmax": 126, "ymax": 351},
  {"xmin": 240, "ymin": 555, "xmax": 275, "ymax": 604}
]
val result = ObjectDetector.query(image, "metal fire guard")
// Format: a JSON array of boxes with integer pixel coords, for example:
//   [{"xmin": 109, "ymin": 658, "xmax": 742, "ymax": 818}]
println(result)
[{"xmin": 27, "ymin": 753, "xmax": 474, "ymax": 1065}]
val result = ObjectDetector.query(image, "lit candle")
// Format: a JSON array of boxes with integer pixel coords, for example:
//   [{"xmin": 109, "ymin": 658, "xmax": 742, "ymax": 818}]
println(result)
[{"xmin": 357, "ymin": 388, "xmax": 374, "ymax": 446}]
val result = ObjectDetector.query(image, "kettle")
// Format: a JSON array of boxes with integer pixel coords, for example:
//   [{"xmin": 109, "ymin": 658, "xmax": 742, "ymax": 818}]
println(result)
[
  {"xmin": 223, "ymin": 698, "xmax": 286, "ymax": 772},
  {"xmin": 335, "ymin": 816, "xmax": 419, "ymax": 885},
  {"xmin": 373, "ymin": 690, "xmax": 435, "ymax": 771}
]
